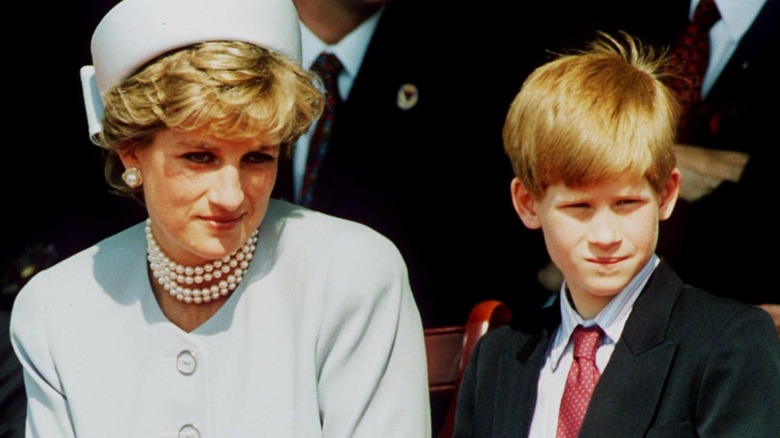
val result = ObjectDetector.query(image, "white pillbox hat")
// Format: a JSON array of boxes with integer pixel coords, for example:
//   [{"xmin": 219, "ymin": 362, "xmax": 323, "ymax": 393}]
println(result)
[{"xmin": 81, "ymin": 0, "xmax": 302, "ymax": 146}]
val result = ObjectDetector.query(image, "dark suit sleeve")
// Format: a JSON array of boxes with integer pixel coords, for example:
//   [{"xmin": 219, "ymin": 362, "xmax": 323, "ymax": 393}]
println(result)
[
  {"xmin": 695, "ymin": 306, "xmax": 780, "ymax": 437},
  {"xmin": 0, "ymin": 310, "xmax": 26, "ymax": 438},
  {"xmin": 454, "ymin": 337, "xmax": 487, "ymax": 438}
]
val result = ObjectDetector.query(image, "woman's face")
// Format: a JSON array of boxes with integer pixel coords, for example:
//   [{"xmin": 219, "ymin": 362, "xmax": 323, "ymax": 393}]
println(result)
[{"xmin": 120, "ymin": 128, "xmax": 279, "ymax": 266}]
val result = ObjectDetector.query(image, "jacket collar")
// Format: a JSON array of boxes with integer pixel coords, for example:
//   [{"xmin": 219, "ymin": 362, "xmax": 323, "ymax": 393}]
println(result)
[{"xmin": 502, "ymin": 260, "xmax": 685, "ymax": 437}]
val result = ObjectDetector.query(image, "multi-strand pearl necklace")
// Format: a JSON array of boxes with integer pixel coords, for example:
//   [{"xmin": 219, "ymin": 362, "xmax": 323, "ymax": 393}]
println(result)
[{"xmin": 145, "ymin": 219, "xmax": 259, "ymax": 304}]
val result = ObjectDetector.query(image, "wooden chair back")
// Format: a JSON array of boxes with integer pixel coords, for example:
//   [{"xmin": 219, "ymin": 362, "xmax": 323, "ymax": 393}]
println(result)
[{"xmin": 425, "ymin": 300, "xmax": 512, "ymax": 438}]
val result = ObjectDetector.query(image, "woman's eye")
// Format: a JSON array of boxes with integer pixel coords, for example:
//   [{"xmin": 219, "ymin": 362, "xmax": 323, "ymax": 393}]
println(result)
[
  {"xmin": 245, "ymin": 152, "xmax": 275, "ymax": 164},
  {"xmin": 183, "ymin": 152, "xmax": 214, "ymax": 163}
]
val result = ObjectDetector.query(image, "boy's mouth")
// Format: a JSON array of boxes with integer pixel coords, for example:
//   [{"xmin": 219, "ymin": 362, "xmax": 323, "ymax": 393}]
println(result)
[{"xmin": 587, "ymin": 256, "xmax": 628, "ymax": 265}]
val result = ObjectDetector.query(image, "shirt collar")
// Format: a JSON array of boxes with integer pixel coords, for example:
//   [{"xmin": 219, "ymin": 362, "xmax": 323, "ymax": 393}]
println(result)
[
  {"xmin": 548, "ymin": 254, "xmax": 660, "ymax": 370},
  {"xmin": 693, "ymin": 0, "xmax": 766, "ymax": 42},
  {"xmin": 300, "ymin": 6, "xmax": 384, "ymax": 82}
]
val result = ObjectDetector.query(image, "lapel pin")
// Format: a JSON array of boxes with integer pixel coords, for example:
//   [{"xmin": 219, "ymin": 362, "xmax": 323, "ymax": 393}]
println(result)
[{"xmin": 396, "ymin": 83, "xmax": 419, "ymax": 110}]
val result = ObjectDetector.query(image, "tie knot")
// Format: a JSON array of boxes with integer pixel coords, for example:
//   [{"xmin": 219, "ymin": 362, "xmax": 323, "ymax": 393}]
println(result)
[
  {"xmin": 571, "ymin": 325, "xmax": 602, "ymax": 361},
  {"xmin": 311, "ymin": 52, "xmax": 343, "ymax": 83},
  {"xmin": 692, "ymin": 0, "xmax": 721, "ymax": 30}
]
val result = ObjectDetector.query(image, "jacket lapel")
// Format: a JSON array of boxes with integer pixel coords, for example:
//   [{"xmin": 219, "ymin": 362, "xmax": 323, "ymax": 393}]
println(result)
[
  {"xmin": 706, "ymin": 0, "xmax": 779, "ymax": 103},
  {"xmin": 493, "ymin": 305, "xmax": 561, "ymax": 437},
  {"xmin": 580, "ymin": 261, "xmax": 682, "ymax": 438},
  {"xmin": 493, "ymin": 335, "xmax": 547, "ymax": 437},
  {"xmin": 309, "ymin": 7, "xmax": 396, "ymax": 210}
]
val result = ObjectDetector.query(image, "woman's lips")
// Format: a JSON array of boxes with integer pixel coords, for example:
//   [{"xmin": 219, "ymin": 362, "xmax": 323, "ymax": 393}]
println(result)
[{"xmin": 201, "ymin": 214, "xmax": 243, "ymax": 230}]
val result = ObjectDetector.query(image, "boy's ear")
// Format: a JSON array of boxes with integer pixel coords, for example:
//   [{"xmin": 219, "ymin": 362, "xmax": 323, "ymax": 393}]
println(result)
[
  {"xmin": 658, "ymin": 168, "xmax": 682, "ymax": 221},
  {"xmin": 511, "ymin": 177, "xmax": 542, "ymax": 229}
]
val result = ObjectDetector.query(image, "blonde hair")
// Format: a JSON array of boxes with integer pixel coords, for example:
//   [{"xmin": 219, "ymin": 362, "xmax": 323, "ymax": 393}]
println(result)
[
  {"xmin": 503, "ymin": 32, "xmax": 679, "ymax": 199},
  {"xmin": 98, "ymin": 41, "xmax": 323, "ymax": 198}
]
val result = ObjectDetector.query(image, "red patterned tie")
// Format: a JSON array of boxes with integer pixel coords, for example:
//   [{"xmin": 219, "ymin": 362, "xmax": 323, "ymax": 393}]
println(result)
[
  {"xmin": 300, "ymin": 52, "xmax": 343, "ymax": 207},
  {"xmin": 665, "ymin": 0, "xmax": 721, "ymax": 141},
  {"xmin": 557, "ymin": 325, "xmax": 603, "ymax": 438}
]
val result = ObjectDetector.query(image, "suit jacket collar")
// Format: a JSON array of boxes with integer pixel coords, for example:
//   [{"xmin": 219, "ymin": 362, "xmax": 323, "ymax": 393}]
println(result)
[
  {"xmin": 304, "ymin": 3, "xmax": 404, "ymax": 210},
  {"xmin": 501, "ymin": 261, "xmax": 685, "ymax": 437},
  {"xmin": 496, "ymin": 325, "xmax": 551, "ymax": 437},
  {"xmin": 489, "ymin": 304, "xmax": 559, "ymax": 437},
  {"xmin": 513, "ymin": 259, "xmax": 681, "ymax": 358},
  {"xmin": 271, "ymin": 6, "xmax": 395, "ymax": 205},
  {"xmin": 580, "ymin": 260, "xmax": 682, "ymax": 437},
  {"xmin": 708, "ymin": 0, "xmax": 779, "ymax": 101}
]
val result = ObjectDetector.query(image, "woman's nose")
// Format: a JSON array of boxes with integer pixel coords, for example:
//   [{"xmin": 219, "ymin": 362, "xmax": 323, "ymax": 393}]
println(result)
[{"xmin": 208, "ymin": 166, "xmax": 245, "ymax": 210}]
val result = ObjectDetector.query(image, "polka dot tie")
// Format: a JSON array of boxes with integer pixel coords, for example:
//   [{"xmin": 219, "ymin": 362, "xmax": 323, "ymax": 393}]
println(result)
[
  {"xmin": 300, "ymin": 52, "xmax": 343, "ymax": 207},
  {"xmin": 556, "ymin": 325, "xmax": 603, "ymax": 438},
  {"xmin": 664, "ymin": 0, "xmax": 721, "ymax": 142}
]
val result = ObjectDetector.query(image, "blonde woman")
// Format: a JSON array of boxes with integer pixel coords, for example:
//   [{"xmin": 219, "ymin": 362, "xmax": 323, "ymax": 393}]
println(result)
[{"xmin": 10, "ymin": 1, "xmax": 429, "ymax": 436}]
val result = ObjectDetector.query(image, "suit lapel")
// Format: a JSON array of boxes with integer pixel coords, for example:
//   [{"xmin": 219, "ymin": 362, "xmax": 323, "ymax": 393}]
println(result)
[
  {"xmin": 309, "ymin": 7, "xmax": 396, "ymax": 210},
  {"xmin": 273, "ymin": 7, "xmax": 399, "ymax": 208},
  {"xmin": 706, "ymin": 0, "xmax": 779, "ymax": 102},
  {"xmin": 580, "ymin": 261, "xmax": 683, "ymax": 438},
  {"xmin": 493, "ymin": 306, "xmax": 560, "ymax": 437},
  {"xmin": 494, "ymin": 335, "xmax": 547, "ymax": 437}
]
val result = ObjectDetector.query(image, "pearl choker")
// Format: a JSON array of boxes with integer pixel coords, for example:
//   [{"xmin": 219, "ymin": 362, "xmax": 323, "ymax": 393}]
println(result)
[{"xmin": 145, "ymin": 219, "xmax": 259, "ymax": 304}]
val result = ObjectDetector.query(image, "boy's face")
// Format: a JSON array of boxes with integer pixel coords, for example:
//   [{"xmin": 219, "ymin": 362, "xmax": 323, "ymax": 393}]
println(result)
[{"xmin": 511, "ymin": 171, "xmax": 680, "ymax": 318}]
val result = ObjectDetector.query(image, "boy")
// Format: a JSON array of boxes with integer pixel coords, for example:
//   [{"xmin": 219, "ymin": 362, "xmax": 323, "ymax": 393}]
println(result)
[{"xmin": 454, "ymin": 33, "xmax": 780, "ymax": 437}]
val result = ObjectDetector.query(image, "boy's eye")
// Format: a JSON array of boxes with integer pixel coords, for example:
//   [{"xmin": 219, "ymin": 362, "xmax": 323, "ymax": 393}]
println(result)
[
  {"xmin": 615, "ymin": 199, "xmax": 643, "ymax": 207},
  {"xmin": 183, "ymin": 152, "xmax": 215, "ymax": 163}
]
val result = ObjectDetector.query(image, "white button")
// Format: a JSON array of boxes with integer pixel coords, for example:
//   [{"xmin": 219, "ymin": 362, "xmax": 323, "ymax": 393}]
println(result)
[
  {"xmin": 176, "ymin": 350, "xmax": 197, "ymax": 375},
  {"xmin": 178, "ymin": 424, "xmax": 200, "ymax": 438}
]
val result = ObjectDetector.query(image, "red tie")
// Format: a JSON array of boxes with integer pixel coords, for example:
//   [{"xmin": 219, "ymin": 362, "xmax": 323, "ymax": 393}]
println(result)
[
  {"xmin": 300, "ymin": 52, "xmax": 343, "ymax": 207},
  {"xmin": 665, "ymin": 0, "xmax": 721, "ymax": 142},
  {"xmin": 557, "ymin": 325, "xmax": 603, "ymax": 438}
]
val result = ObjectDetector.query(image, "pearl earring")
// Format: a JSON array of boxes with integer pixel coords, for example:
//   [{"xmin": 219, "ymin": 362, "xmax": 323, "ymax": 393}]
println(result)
[{"xmin": 122, "ymin": 167, "xmax": 144, "ymax": 188}]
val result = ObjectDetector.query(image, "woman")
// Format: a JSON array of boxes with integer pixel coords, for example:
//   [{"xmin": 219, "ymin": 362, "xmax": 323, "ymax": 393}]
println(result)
[
  {"xmin": 10, "ymin": 0, "xmax": 429, "ymax": 436},
  {"xmin": 1, "ymin": 309, "xmax": 25, "ymax": 437}
]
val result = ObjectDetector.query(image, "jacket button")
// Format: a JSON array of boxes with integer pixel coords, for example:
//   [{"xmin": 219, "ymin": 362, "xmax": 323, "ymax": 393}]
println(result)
[
  {"xmin": 178, "ymin": 424, "xmax": 200, "ymax": 438},
  {"xmin": 176, "ymin": 350, "xmax": 197, "ymax": 375}
]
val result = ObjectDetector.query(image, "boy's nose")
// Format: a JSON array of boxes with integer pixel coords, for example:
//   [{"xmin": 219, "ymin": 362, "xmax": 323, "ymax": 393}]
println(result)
[
  {"xmin": 208, "ymin": 166, "xmax": 245, "ymax": 211},
  {"xmin": 587, "ymin": 210, "xmax": 621, "ymax": 247}
]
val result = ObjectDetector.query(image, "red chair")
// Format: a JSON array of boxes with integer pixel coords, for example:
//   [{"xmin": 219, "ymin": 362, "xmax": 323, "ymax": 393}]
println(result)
[{"xmin": 425, "ymin": 300, "xmax": 512, "ymax": 438}]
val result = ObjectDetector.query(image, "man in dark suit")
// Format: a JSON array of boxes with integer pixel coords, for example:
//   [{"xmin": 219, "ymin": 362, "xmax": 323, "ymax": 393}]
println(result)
[
  {"xmin": 275, "ymin": 0, "xmax": 554, "ymax": 326},
  {"xmin": 454, "ymin": 32, "xmax": 780, "ymax": 437},
  {"xmin": 565, "ymin": 0, "xmax": 780, "ymax": 331},
  {"xmin": 661, "ymin": 0, "xmax": 779, "ymax": 329}
]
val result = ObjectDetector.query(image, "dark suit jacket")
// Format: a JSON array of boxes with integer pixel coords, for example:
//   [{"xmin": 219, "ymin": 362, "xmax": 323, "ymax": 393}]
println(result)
[
  {"xmin": 661, "ymin": 0, "xmax": 779, "ymax": 305},
  {"xmin": 0, "ymin": 310, "xmax": 25, "ymax": 437},
  {"xmin": 454, "ymin": 261, "xmax": 780, "ymax": 437},
  {"xmin": 273, "ymin": 1, "xmax": 555, "ymax": 326}
]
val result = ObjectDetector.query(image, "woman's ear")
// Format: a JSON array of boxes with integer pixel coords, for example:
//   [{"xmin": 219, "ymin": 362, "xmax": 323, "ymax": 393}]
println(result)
[
  {"xmin": 117, "ymin": 140, "xmax": 141, "ymax": 170},
  {"xmin": 511, "ymin": 177, "xmax": 542, "ymax": 229},
  {"xmin": 658, "ymin": 168, "xmax": 681, "ymax": 221}
]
